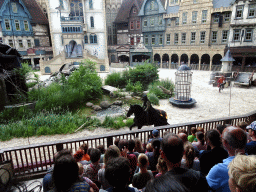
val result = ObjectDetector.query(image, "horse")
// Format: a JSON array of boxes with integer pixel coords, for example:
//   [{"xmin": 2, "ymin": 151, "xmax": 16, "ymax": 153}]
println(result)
[{"xmin": 126, "ymin": 104, "xmax": 169, "ymax": 130}]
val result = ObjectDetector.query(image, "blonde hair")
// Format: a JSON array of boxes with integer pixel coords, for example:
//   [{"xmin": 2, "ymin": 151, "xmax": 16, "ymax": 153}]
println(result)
[
  {"xmin": 77, "ymin": 162, "xmax": 84, "ymax": 175},
  {"xmin": 228, "ymin": 155, "xmax": 256, "ymax": 192},
  {"xmin": 138, "ymin": 154, "xmax": 148, "ymax": 168},
  {"xmin": 197, "ymin": 127, "xmax": 204, "ymax": 133},
  {"xmin": 146, "ymin": 143, "xmax": 153, "ymax": 152},
  {"xmin": 183, "ymin": 142, "xmax": 195, "ymax": 169},
  {"xmin": 156, "ymin": 157, "xmax": 167, "ymax": 174}
]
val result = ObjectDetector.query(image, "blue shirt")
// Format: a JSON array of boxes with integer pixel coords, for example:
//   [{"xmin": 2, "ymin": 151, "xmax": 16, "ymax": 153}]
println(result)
[{"xmin": 206, "ymin": 156, "xmax": 235, "ymax": 192}]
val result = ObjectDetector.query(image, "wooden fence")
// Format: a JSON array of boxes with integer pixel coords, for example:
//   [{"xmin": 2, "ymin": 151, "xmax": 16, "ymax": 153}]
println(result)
[{"xmin": 1, "ymin": 110, "xmax": 256, "ymax": 180}]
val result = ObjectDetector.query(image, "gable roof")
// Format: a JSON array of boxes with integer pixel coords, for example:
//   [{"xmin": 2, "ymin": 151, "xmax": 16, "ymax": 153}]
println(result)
[
  {"xmin": 212, "ymin": 0, "xmax": 234, "ymax": 9},
  {"xmin": 115, "ymin": 0, "xmax": 144, "ymax": 23},
  {"xmin": 138, "ymin": 0, "xmax": 166, "ymax": 16},
  {"xmin": 166, "ymin": 5, "xmax": 179, "ymax": 14},
  {"xmin": 0, "ymin": 0, "xmax": 48, "ymax": 25}
]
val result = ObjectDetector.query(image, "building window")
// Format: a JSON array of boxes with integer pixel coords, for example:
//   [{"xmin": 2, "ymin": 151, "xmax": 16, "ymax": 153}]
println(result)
[
  {"xmin": 5, "ymin": 19, "xmax": 11, "ymax": 31},
  {"xmin": 24, "ymin": 21, "xmax": 29, "ymax": 31},
  {"xmin": 159, "ymin": 35, "xmax": 163, "ymax": 45},
  {"xmin": 130, "ymin": 21, "xmax": 134, "ymax": 30},
  {"xmin": 84, "ymin": 34, "xmax": 88, "ymax": 43},
  {"xmin": 211, "ymin": 31, "xmax": 217, "ymax": 43},
  {"xmin": 8, "ymin": 39, "xmax": 14, "ymax": 47},
  {"xmin": 159, "ymin": 17, "xmax": 163, "ymax": 25},
  {"xmin": 200, "ymin": 31, "xmax": 205, "ymax": 43},
  {"xmin": 15, "ymin": 20, "xmax": 20, "ymax": 31},
  {"xmin": 166, "ymin": 34, "xmax": 170, "ymax": 44},
  {"xmin": 244, "ymin": 29, "xmax": 253, "ymax": 41},
  {"xmin": 150, "ymin": 1, "xmax": 155, "ymax": 10},
  {"xmin": 27, "ymin": 40, "xmax": 32, "ymax": 48},
  {"xmin": 18, "ymin": 40, "xmax": 23, "ymax": 48},
  {"xmin": 233, "ymin": 29, "xmax": 241, "ymax": 41},
  {"xmin": 248, "ymin": 4, "xmax": 256, "ymax": 18},
  {"xmin": 191, "ymin": 32, "xmax": 196, "ymax": 44},
  {"xmin": 130, "ymin": 37, "xmax": 134, "ymax": 45},
  {"xmin": 89, "ymin": 0, "xmax": 93, "ymax": 9},
  {"xmin": 192, "ymin": 11, "xmax": 197, "ymax": 24},
  {"xmin": 182, "ymin": 12, "xmax": 187, "ymax": 24},
  {"xmin": 213, "ymin": 15, "xmax": 219, "ymax": 23},
  {"xmin": 222, "ymin": 30, "xmax": 229, "ymax": 43},
  {"xmin": 12, "ymin": 2, "xmax": 18, "ymax": 13},
  {"xmin": 175, "ymin": 17, "xmax": 179, "ymax": 26},
  {"xmin": 70, "ymin": 0, "xmax": 83, "ymax": 17},
  {"xmin": 150, "ymin": 18, "xmax": 154, "ymax": 26},
  {"xmin": 136, "ymin": 21, "xmax": 140, "ymax": 29},
  {"xmin": 167, "ymin": 19, "xmax": 171, "ymax": 27},
  {"xmin": 145, "ymin": 35, "xmax": 148, "ymax": 45},
  {"xmin": 90, "ymin": 17, "xmax": 94, "ymax": 28},
  {"xmin": 137, "ymin": 37, "xmax": 140, "ymax": 44},
  {"xmin": 236, "ymin": 6, "xmax": 243, "ymax": 19},
  {"xmin": 174, "ymin": 33, "xmax": 178, "ymax": 45},
  {"xmin": 90, "ymin": 34, "xmax": 97, "ymax": 43},
  {"xmin": 202, "ymin": 10, "xmax": 207, "ymax": 23},
  {"xmin": 181, "ymin": 33, "xmax": 186, "ymax": 44},
  {"xmin": 224, "ymin": 12, "xmax": 231, "ymax": 22},
  {"xmin": 34, "ymin": 39, "xmax": 40, "ymax": 47},
  {"xmin": 170, "ymin": 0, "xmax": 178, "ymax": 4},
  {"xmin": 144, "ymin": 19, "xmax": 147, "ymax": 27},
  {"xmin": 152, "ymin": 35, "xmax": 155, "ymax": 45}
]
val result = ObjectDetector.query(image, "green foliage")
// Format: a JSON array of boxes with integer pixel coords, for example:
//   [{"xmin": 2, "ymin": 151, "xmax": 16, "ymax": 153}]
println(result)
[
  {"xmin": 102, "ymin": 116, "xmax": 127, "ymax": 130},
  {"xmin": 125, "ymin": 118, "xmax": 134, "ymax": 127},
  {"xmin": 148, "ymin": 79, "xmax": 174, "ymax": 99},
  {"xmin": 159, "ymin": 78, "xmax": 175, "ymax": 92},
  {"xmin": 14, "ymin": 62, "xmax": 32, "ymax": 78},
  {"xmin": 125, "ymin": 80, "xmax": 143, "ymax": 94},
  {"xmin": 104, "ymin": 72, "xmax": 126, "ymax": 88},
  {"xmin": 148, "ymin": 93, "xmax": 159, "ymax": 105}
]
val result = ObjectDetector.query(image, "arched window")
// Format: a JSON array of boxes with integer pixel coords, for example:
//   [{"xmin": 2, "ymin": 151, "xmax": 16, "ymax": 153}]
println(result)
[
  {"xmin": 84, "ymin": 34, "xmax": 88, "ymax": 43},
  {"xmin": 89, "ymin": 0, "xmax": 93, "ymax": 9},
  {"xmin": 90, "ymin": 16, "xmax": 94, "ymax": 28},
  {"xmin": 90, "ymin": 34, "xmax": 97, "ymax": 44},
  {"xmin": 70, "ymin": 0, "xmax": 83, "ymax": 17}
]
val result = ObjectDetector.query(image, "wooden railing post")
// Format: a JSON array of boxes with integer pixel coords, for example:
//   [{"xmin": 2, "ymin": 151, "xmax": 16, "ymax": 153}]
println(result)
[
  {"xmin": 187, "ymin": 125, "xmax": 193, "ymax": 135},
  {"xmin": 0, "ymin": 149, "xmax": 4, "ymax": 163},
  {"xmin": 56, "ymin": 143, "xmax": 63, "ymax": 152},
  {"xmin": 107, "ymin": 136, "xmax": 113, "ymax": 147}
]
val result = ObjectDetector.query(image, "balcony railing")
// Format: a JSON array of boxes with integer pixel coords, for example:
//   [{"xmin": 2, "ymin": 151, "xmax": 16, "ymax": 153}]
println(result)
[{"xmin": 61, "ymin": 16, "xmax": 84, "ymax": 22}]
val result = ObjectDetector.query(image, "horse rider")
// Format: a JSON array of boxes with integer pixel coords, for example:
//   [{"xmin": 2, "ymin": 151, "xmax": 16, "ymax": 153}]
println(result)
[
  {"xmin": 142, "ymin": 94, "xmax": 151, "ymax": 125},
  {"xmin": 217, "ymin": 75, "xmax": 226, "ymax": 92}
]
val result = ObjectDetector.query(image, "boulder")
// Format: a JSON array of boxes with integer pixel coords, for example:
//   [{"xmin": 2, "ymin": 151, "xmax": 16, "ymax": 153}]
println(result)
[
  {"xmin": 93, "ymin": 105, "xmax": 102, "ymax": 111},
  {"xmin": 86, "ymin": 102, "xmax": 94, "ymax": 107},
  {"xmin": 112, "ymin": 100, "xmax": 123, "ymax": 106},
  {"xmin": 125, "ymin": 96, "xmax": 132, "ymax": 100},
  {"xmin": 100, "ymin": 101, "xmax": 111, "ymax": 109}
]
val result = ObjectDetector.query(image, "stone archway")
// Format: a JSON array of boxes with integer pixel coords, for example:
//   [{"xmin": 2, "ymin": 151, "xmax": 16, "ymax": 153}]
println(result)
[
  {"xmin": 162, "ymin": 54, "xmax": 169, "ymax": 68},
  {"xmin": 154, "ymin": 54, "xmax": 161, "ymax": 67},
  {"xmin": 201, "ymin": 54, "xmax": 210, "ymax": 70},
  {"xmin": 212, "ymin": 54, "xmax": 222, "ymax": 71},
  {"xmin": 190, "ymin": 54, "xmax": 199, "ymax": 70},
  {"xmin": 171, "ymin": 54, "xmax": 179, "ymax": 69},
  {"xmin": 181, "ymin": 54, "xmax": 188, "ymax": 64}
]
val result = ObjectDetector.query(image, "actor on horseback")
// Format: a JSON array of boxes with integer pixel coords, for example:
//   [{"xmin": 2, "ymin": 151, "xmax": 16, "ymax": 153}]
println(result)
[{"xmin": 142, "ymin": 94, "xmax": 152, "ymax": 125}]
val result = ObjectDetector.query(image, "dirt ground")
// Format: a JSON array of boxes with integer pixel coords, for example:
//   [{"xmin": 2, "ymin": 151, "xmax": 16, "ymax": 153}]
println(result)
[{"xmin": 1, "ymin": 69, "xmax": 256, "ymax": 149}]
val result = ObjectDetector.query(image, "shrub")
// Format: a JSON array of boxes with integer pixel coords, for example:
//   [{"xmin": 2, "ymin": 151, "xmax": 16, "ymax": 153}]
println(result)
[
  {"xmin": 104, "ymin": 72, "xmax": 126, "ymax": 88},
  {"xmin": 148, "ymin": 79, "xmax": 174, "ymax": 99},
  {"xmin": 148, "ymin": 93, "xmax": 159, "ymax": 105},
  {"xmin": 125, "ymin": 80, "xmax": 143, "ymax": 95}
]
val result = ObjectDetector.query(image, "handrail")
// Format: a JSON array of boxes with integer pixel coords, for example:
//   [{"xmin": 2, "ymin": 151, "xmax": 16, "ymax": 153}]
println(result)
[{"xmin": 0, "ymin": 109, "xmax": 255, "ymax": 180}]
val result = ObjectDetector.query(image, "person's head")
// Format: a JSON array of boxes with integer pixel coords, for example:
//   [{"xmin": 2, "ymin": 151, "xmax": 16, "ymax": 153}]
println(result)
[
  {"xmin": 152, "ymin": 139, "xmax": 161, "ymax": 152},
  {"xmin": 246, "ymin": 121, "xmax": 256, "ymax": 138},
  {"xmin": 97, "ymin": 145, "xmax": 106, "ymax": 154},
  {"xmin": 228, "ymin": 155, "xmax": 256, "ymax": 192},
  {"xmin": 128, "ymin": 139, "xmax": 135, "ymax": 152},
  {"xmin": 197, "ymin": 127, "xmax": 204, "ymax": 134},
  {"xmin": 138, "ymin": 154, "xmax": 149, "ymax": 168},
  {"xmin": 73, "ymin": 149, "xmax": 84, "ymax": 162},
  {"xmin": 134, "ymin": 138, "xmax": 144, "ymax": 152},
  {"xmin": 89, "ymin": 148, "xmax": 101, "ymax": 163},
  {"xmin": 114, "ymin": 138, "xmax": 120, "ymax": 147},
  {"xmin": 161, "ymin": 133, "xmax": 184, "ymax": 165},
  {"xmin": 183, "ymin": 142, "xmax": 195, "ymax": 169},
  {"xmin": 87, "ymin": 148, "xmax": 93, "ymax": 156},
  {"xmin": 105, "ymin": 156, "xmax": 131, "ymax": 189},
  {"xmin": 178, "ymin": 128, "xmax": 188, "ymax": 135},
  {"xmin": 80, "ymin": 143, "xmax": 88, "ymax": 155},
  {"xmin": 52, "ymin": 155, "xmax": 79, "ymax": 192},
  {"xmin": 152, "ymin": 129, "xmax": 159, "ymax": 138},
  {"xmin": 156, "ymin": 157, "xmax": 167, "ymax": 174},
  {"xmin": 196, "ymin": 131, "xmax": 205, "ymax": 145},
  {"xmin": 205, "ymin": 129, "xmax": 222, "ymax": 147},
  {"xmin": 216, "ymin": 124, "xmax": 226, "ymax": 135},
  {"xmin": 145, "ymin": 173, "xmax": 189, "ymax": 192},
  {"xmin": 238, "ymin": 121, "xmax": 248, "ymax": 131},
  {"xmin": 191, "ymin": 127, "xmax": 197, "ymax": 135},
  {"xmin": 178, "ymin": 133, "xmax": 188, "ymax": 143},
  {"xmin": 118, "ymin": 139, "xmax": 128, "ymax": 152},
  {"xmin": 146, "ymin": 143, "xmax": 153, "ymax": 152},
  {"xmin": 103, "ymin": 145, "xmax": 121, "ymax": 164},
  {"xmin": 77, "ymin": 162, "xmax": 84, "ymax": 175},
  {"xmin": 54, "ymin": 149, "xmax": 72, "ymax": 163},
  {"xmin": 163, "ymin": 131, "xmax": 170, "ymax": 137},
  {"xmin": 222, "ymin": 126, "xmax": 247, "ymax": 154}
]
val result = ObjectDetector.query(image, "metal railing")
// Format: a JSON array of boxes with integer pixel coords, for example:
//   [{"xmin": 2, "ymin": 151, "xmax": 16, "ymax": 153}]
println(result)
[{"xmin": 0, "ymin": 110, "xmax": 256, "ymax": 180}]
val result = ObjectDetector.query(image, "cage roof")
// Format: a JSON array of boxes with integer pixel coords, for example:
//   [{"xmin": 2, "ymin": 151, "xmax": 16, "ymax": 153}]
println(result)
[{"xmin": 178, "ymin": 64, "xmax": 191, "ymax": 71}]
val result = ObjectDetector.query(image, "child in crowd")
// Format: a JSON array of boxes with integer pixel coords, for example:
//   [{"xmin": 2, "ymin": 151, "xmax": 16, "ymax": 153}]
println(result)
[
  {"xmin": 188, "ymin": 127, "xmax": 197, "ymax": 142},
  {"xmin": 134, "ymin": 138, "xmax": 145, "ymax": 153},
  {"xmin": 192, "ymin": 131, "xmax": 207, "ymax": 151},
  {"xmin": 181, "ymin": 142, "xmax": 200, "ymax": 171},
  {"xmin": 132, "ymin": 154, "xmax": 154, "ymax": 190},
  {"xmin": 155, "ymin": 157, "xmax": 167, "ymax": 178},
  {"xmin": 80, "ymin": 143, "xmax": 90, "ymax": 161},
  {"xmin": 78, "ymin": 162, "xmax": 99, "ymax": 192},
  {"xmin": 145, "ymin": 143, "xmax": 153, "ymax": 153}
]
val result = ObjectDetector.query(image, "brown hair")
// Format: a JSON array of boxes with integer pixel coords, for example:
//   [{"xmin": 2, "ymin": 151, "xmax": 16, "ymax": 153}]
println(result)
[
  {"xmin": 73, "ymin": 149, "xmax": 84, "ymax": 162},
  {"xmin": 156, "ymin": 157, "xmax": 167, "ymax": 174},
  {"xmin": 197, "ymin": 127, "xmax": 204, "ymax": 133},
  {"xmin": 104, "ymin": 145, "xmax": 121, "ymax": 164},
  {"xmin": 183, "ymin": 142, "xmax": 195, "ymax": 169},
  {"xmin": 138, "ymin": 154, "xmax": 148, "ymax": 168},
  {"xmin": 134, "ymin": 138, "xmax": 144, "ymax": 153}
]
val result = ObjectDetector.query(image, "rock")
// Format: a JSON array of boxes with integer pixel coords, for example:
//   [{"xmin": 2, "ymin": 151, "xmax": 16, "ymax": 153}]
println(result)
[
  {"xmin": 143, "ymin": 91, "xmax": 149, "ymax": 95},
  {"xmin": 86, "ymin": 102, "xmax": 94, "ymax": 107},
  {"xmin": 110, "ymin": 91, "xmax": 117, "ymax": 98},
  {"xmin": 125, "ymin": 96, "xmax": 132, "ymax": 100},
  {"xmin": 112, "ymin": 100, "xmax": 123, "ymax": 106},
  {"xmin": 93, "ymin": 105, "xmax": 102, "ymax": 111},
  {"xmin": 100, "ymin": 101, "xmax": 111, "ymax": 109}
]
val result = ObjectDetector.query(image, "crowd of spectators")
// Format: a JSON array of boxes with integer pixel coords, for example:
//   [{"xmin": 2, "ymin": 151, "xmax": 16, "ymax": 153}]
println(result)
[{"xmin": 42, "ymin": 121, "xmax": 256, "ymax": 192}]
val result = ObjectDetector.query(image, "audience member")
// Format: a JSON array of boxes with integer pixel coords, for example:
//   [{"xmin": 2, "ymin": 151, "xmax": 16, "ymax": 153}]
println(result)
[
  {"xmin": 163, "ymin": 130, "xmax": 170, "ymax": 137},
  {"xmin": 84, "ymin": 148, "xmax": 103, "ymax": 188},
  {"xmin": 206, "ymin": 126, "xmax": 247, "ymax": 192},
  {"xmin": 51, "ymin": 154, "xmax": 92, "ymax": 192},
  {"xmin": 155, "ymin": 157, "xmax": 167, "ymax": 178},
  {"xmin": 178, "ymin": 128, "xmax": 188, "ymax": 135},
  {"xmin": 187, "ymin": 127, "xmax": 197, "ymax": 142},
  {"xmin": 216, "ymin": 124, "xmax": 226, "ymax": 135},
  {"xmin": 97, "ymin": 145, "xmax": 106, "ymax": 163},
  {"xmin": 161, "ymin": 133, "xmax": 209, "ymax": 191},
  {"xmin": 128, "ymin": 139, "xmax": 139, "ymax": 158},
  {"xmin": 148, "ymin": 129, "xmax": 162, "ymax": 143},
  {"xmin": 80, "ymin": 143, "xmax": 90, "ymax": 162},
  {"xmin": 104, "ymin": 157, "xmax": 140, "ymax": 192},
  {"xmin": 228, "ymin": 154, "xmax": 256, "ymax": 192},
  {"xmin": 181, "ymin": 142, "xmax": 200, "ymax": 171},
  {"xmin": 98, "ymin": 145, "xmax": 121, "ymax": 190},
  {"xmin": 192, "ymin": 131, "xmax": 207, "ymax": 151},
  {"xmin": 114, "ymin": 138, "xmax": 120, "ymax": 147},
  {"xmin": 78, "ymin": 162, "xmax": 99, "ymax": 192},
  {"xmin": 199, "ymin": 129, "xmax": 228, "ymax": 176},
  {"xmin": 245, "ymin": 121, "xmax": 256, "ymax": 155},
  {"xmin": 238, "ymin": 121, "xmax": 252, "ymax": 143},
  {"xmin": 146, "ymin": 139, "xmax": 161, "ymax": 171},
  {"xmin": 145, "ymin": 143, "xmax": 153, "ymax": 153},
  {"xmin": 74, "ymin": 149, "xmax": 84, "ymax": 163},
  {"xmin": 178, "ymin": 132, "xmax": 188, "ymax": 143},
  {"xmin": 134, "ymin": 138, "xmax": 145, "ymax": 153},
  {"xmin": 197, "ymin": 127, "xmax": 204, "ymax": 133},
  {"xmin": 132, "ymin": 154, "xmax": 154, "ymax": 189}
]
